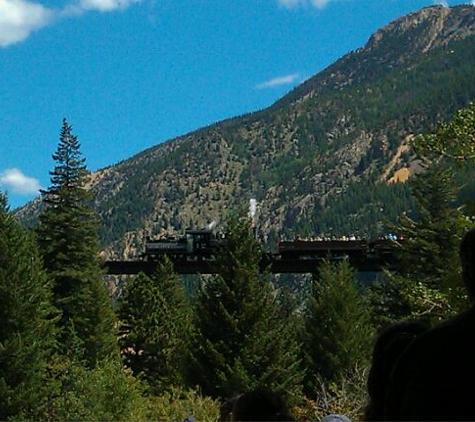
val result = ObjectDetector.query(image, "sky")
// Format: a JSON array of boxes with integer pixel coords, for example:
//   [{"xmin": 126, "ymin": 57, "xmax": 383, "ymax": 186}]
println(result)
[{"xmin": 1, "ymin": 0, "xmax": 473, "ymax": 209}]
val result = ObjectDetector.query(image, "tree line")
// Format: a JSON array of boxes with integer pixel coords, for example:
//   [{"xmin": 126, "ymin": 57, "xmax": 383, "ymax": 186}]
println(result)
[{"xmin": 2, "ymin": 105, "xmax": 475, "ymax": 420}]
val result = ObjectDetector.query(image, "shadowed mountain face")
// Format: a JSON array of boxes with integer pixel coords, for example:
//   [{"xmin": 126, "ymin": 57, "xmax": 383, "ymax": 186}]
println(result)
[{"xmin": 17, "ymin": 5, "xmax": 475, "ymax": 258}]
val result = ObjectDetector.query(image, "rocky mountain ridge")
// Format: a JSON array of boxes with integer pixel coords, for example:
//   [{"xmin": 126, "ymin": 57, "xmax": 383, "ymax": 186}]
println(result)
[{"xmin": 16, "ymin": 5, "xmax": 475, "ymax": 259}]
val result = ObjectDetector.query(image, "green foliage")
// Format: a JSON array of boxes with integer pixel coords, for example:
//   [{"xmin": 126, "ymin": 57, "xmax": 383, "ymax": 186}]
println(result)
[
  {"xmin": 301, "ymin": 260, "xmax": 374, "ymax": 395},
  {"xmin": 414, "ymin": 102, "xmax": 475, "ymax": 161},
  {"xmin": 45, "ymin": 356, "xmax": 148, "ymax": 421},
  {"xmin": 368, "ymin": 103, "xmax": 475, "ymax": 326},
  {"xmin": 118, "ymin": 257, "xmax": 192, "ymax": 393},
  {"xmin": 37, "ymin": 118, "xmax": 118, "ymax": 365},
  {"xmin": 385, "ymin": 161, "xmax": 471, "ymax": 324},
  {"xmin": 187, "ymin": 216, "xmax": 303, "ymax": 402},
  {"xmin": 146, "ymin": 387, "xmax": 220, "ymax": 422},
  {"xmin": 0, "ymin": 192, "xmax": 57, "ymax": 420}
]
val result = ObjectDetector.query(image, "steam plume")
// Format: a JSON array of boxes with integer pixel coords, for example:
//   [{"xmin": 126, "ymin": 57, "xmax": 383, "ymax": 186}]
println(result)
[{"xmin": 249, "ymin": 198, "xmax": 257, "ymax": 221}]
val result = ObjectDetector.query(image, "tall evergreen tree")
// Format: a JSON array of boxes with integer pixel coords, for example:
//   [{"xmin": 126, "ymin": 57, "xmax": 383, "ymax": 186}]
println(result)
[
  {"xmin": 118, "ymin": 256, "xmax": 191, "ymax": 393},
  {"xmin": 374, "ymin": 161, "xmax": 472, "ymax": 324},
  {"xmin": 301, "ymin": 259, "xmax": 373, "ymax": 396},
  {"xmin": 0, "ymin": 191, "xmax": 57, "ymax": 420},
  {"xmin": 370, "ymin": 105, "xmax": 475, "ymax": 326},
  {"xmin": 187, "ymin": 216, "xmax": 303, "ymax": 402},
  {"xmin": 37, "ymin": 118, "xmax": 118, "ymax": 365}
]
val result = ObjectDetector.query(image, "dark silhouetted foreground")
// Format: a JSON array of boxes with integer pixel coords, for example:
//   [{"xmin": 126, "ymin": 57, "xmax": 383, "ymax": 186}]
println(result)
[
  {"xmin": 364, "ymin": 320, "xmax": 428, "ymax": 421},
  {"xmin": 385, "ymin": 228, "xmax": 475, "ymax": 421}
]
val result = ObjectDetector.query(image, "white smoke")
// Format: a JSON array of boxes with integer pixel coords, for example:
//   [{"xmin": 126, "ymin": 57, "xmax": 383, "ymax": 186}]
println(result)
[
  {"xmin": 207, "ymin": 220, "xmax": 217, "ymax": 230},
  {"xmin": 249, "ymin": 198, "xmax": 257, "ymax": 220}
]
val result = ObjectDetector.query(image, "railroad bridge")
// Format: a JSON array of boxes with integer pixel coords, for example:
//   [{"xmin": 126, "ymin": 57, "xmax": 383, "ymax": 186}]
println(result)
[{"xmin": 104, "ymin": 239, "xmax": 400, "ymax": 275}]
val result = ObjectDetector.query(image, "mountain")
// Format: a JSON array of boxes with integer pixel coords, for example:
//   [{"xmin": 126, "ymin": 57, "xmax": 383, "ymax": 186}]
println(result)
[{"xmin": 16, "ymin": 5, "xmax": 475, "ymax": 259}]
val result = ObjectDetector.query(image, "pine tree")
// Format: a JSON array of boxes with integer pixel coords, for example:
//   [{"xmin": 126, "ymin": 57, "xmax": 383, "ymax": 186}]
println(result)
[
  {"xmin": 118, "ymin": 256, "xmax": 191, "ymax": 393},
  {"xmin": 370, "ymin": 105, "xmax": 475, "ymax": 326},
  {"xmin": 37, "ymin": 118, "xmax": 118, "ymax": 365},
  {"xmin": 187, "ymin": 216, "xmax": 303, "ymax": 402},
  {"xmin": 377, "ymin": 161, "xmax": 472, "ymax": 324},
  {"xmin": 0, "ymin": 191, "xmax": 57, "ymax": 419},
  {"xmin": 301, "ymin": 259, "xmax": 373, "ymax": 396}
]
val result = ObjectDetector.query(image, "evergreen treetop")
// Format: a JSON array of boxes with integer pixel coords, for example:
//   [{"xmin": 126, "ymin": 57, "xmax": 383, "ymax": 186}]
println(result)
[
  {"xmin": 39, "ymin": 118, "xmax": 99, "ymax": 273},
  {"xmin": 37, "ymin": 119, "xmax": 118, "ymax": 366}
]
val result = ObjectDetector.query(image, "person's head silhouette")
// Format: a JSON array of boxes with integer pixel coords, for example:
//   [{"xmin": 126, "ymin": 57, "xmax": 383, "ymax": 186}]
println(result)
[{"xmin": 231, "ymin": 389, "xmax": 295, "ymax": 421}]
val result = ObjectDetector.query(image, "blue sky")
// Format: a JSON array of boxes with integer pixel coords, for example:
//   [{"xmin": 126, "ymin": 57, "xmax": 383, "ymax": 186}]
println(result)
[{"xmin": 0, "ymin": 0, "xmax": 472, "ymax": 209}]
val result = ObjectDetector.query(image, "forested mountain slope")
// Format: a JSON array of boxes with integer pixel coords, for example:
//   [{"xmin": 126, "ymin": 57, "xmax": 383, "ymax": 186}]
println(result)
[{"xmin": 17, "ymin": 5, "xmax": 475, "ymax": 258}]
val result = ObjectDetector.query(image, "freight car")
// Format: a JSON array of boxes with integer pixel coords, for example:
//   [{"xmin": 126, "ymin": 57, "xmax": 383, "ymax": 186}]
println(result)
[
  {"xmin": 277, "ymin": 238, "xmax": 369, "ymax": 260},
  {"xmin": 276, "ymin": 235, "xmax": 403, "ymax": 264}
]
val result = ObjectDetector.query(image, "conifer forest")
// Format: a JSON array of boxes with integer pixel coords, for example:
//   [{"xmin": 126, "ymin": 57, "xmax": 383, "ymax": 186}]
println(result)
[{"xmin": 2, "ymin": 103, "xmax": 475, "ymax": 420}]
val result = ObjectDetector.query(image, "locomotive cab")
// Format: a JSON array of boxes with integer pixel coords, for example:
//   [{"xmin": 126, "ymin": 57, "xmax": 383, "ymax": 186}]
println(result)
[{"xmin": 185, "ymin": 229, "xmax": 220, "ymax": 256}]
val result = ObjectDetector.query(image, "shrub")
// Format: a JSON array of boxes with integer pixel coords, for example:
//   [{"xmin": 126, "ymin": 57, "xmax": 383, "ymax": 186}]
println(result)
[
  {"xmin": 293, "ymin": 366, "xmax": 368, "ymax": 422},
  {"xmin": 46, "ymin": 357, "xmax": 148, "ymax": 421}
]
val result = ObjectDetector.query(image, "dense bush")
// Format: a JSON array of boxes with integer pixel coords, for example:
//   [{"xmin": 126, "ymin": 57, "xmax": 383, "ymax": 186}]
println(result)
[
  {"xmin": 146, "ymin": 387, "xmax": 220, "ymax": 422},
  {"xmin": 45, "ymin": 357, "xmax": 148, "ymax": 421}
]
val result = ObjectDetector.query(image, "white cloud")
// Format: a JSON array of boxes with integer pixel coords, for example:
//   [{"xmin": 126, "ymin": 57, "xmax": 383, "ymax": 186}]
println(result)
[
  {"xmin": 432, "ymin": 0, "xmax": 449, "ymax": 6},
  {"xmin": 0, "ymin": 168, "xmax": 42, "ymax": 195},
  {"xmin": 256, "ymin": 73, "xmax": 301, "ymax": 89},
  {"xmin": 278, "ymin": 0, "xmax": 331, "ymax": 9},
  {"xmin": 0, "ymin": 0, "xmax": 54, "ymax": 47},
  {"xmin": 0, "ymin": 0, "xmax": 141, "ymax": 47}
]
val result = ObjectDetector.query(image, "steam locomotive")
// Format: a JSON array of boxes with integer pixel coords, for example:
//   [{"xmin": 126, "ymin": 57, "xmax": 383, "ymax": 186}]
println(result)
[{"xmin": 144, "ymin": 228, "xmax": 227, "ymax": 261}]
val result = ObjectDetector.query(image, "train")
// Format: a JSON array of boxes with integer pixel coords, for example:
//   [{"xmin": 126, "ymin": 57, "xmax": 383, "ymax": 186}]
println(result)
[{"xmin": 144, "ymin": 227, "xmax": 403, "ymax": 263}]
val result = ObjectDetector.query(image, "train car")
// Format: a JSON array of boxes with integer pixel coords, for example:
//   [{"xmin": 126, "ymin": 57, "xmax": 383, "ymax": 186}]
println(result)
[{"xmin": 277, "ymin": 238, "xmax": 369, "ymax": 259}]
